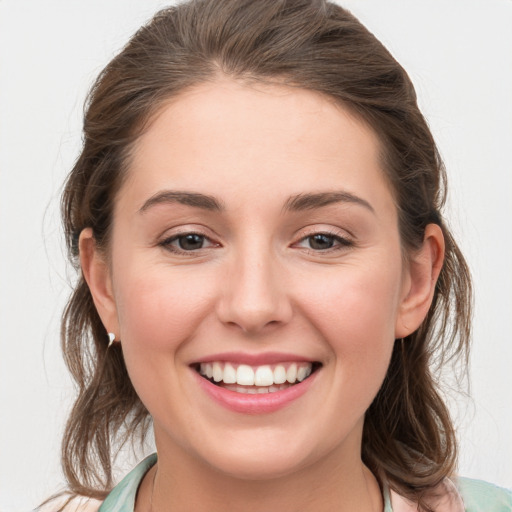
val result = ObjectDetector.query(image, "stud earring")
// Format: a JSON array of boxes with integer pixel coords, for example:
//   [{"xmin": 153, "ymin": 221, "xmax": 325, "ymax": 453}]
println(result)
[{"xmin": 108, "ymin": 332, "xmax": 116, "ymax": 347}]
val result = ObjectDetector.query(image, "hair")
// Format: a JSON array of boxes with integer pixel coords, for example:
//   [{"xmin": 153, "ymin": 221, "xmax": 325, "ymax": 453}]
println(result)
[{"xmin": 60, "ymin": 0, "xmax": 472, "ymax": 509}]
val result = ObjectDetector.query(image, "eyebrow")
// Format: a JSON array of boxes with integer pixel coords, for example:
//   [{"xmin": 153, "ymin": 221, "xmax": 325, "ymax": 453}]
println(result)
[
  {"xmin": 138, "ymin": 189, "xmax": 374, "ymax": 215},
  {"xmin": 283, "ymin": 191, "xmax": 375, "ymax": 214},
  {"xmin": 139, "ymin": 191, "xmax": 224, "ymax": 213}
]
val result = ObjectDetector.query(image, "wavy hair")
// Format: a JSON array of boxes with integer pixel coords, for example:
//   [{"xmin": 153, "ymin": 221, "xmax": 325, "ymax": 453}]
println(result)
[{"xmin": 60, "ymin": 1, "xmax": 472, "ymax": 509}]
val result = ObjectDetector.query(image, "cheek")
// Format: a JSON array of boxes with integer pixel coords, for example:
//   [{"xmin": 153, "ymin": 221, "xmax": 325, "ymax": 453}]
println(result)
[
  {"xmin": 112, "ymin": 261, "xmax": 217, "ymax": 354},
  {"xmin": 300, "ymin": 260, "xmax": 402, "ymax": 369},
  {"xmin": 110, "ymin": 261, "xmax": 220, "ymax": 417}
]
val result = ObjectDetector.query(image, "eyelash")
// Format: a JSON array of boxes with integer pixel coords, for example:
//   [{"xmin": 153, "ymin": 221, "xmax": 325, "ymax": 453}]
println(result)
[
  {"xmin": 158, "ymin": 230, "xmax": 354, "ymax": 255},
  {"xmin": 159, "ymin": 232, "xmax": 219, "ymax": 254},
  {"xmin": 294, "ymin": 231, "xmax": 354, "ymax": 253}
]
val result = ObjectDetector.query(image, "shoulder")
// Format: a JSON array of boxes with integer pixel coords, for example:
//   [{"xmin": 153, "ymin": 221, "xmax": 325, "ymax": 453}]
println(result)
[
  {"xmin": 389, "ymin": 477, "xmax": 512, "ymax": 512},
  {"xmin": 98, "ymin": 453, "xmax": 158, "ymax": 510},
  {"xmin": 38, "ymin": 496, "xmax": 102, "ymax": 512},
  {"xmin": 456, "ymin": 477, "xmax": 512, "ymax": 511},
  {"xmin": 389, "ymin": 478, "xmax": 465, "ymax": 512},
  {"xmin": 39, "ymin": 454, "xmax": 157, "ymax": 512}
]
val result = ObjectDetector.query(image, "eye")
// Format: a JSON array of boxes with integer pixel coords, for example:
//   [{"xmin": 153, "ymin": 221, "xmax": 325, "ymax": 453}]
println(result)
[
  {"xmin": 295, "ymin": 232, "xmax": 353, "ymax": 252},
  {"xmin": 160, "ymin": 232, "xmax": 218, "ymax": 253},
  {"xmin": 175, "ymin": 233, "xmax": 207, "ymax": 250}
]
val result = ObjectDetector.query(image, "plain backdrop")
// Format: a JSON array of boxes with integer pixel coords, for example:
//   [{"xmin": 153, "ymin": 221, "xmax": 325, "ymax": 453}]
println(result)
[{"xmin": 1, "ymin": 1, "xmax": 511, "ymax": 510}]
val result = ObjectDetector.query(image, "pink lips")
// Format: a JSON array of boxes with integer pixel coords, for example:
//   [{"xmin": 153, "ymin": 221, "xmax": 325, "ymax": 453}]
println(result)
[
  {"xmin": 193, "ymin": 351, "xmax": 314, "ymax": 366},
  {"xmin": 191, "ymin": 352, "xmax": 318, "ymax": 414},
  {"xmin": 194, "ymin": 372, "xmax": 316, "ymax": 414}
]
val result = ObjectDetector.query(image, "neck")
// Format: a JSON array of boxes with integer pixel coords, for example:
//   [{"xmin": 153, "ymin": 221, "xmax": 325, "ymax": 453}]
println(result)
[{"xmin": 137, "ymin": 436, "xmax": 383, "ymax": 512}]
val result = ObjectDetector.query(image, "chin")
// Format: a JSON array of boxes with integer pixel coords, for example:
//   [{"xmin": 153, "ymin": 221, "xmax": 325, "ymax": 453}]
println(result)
[
  {"xmin": 195, "ymin": 433, "xmax": 324, "ymax": 481},
  {"xmin": 211, "ymin": 453, "xmax": 310, "ymax": 481}
]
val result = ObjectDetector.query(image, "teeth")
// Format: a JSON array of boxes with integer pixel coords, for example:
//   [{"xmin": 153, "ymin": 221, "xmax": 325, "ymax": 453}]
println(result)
[
  {"xmin": 297, "ymin": 365, "xmax": 311, "ymax": 382},
  {"xmin": 254, "ymin": 365, "xmax": 274, "ymax": 386},
  {"xmin": 198, "ymin": 361, "xmax": 314, "ymax": 387},
  {"xmin": 273, "ymin": 365, "xmax": 287, "ymax": 384},
  {"xmin": 223, "ymin": 383, "xmax": 291, "ymax": 394},
  {"xmin": 286, "ymin": 363, "xmax": 297, "ymax": 383},
  {"xmin": 223, "ymin": 363, "xmax": 237, "ymax": 384},
  {"xmin": 212, "ymin": 362, "xmax": 223, "ymax": 382},
  {"xmin": 236, "ymin": 365, "xmax": 255, "ymax": 385}
]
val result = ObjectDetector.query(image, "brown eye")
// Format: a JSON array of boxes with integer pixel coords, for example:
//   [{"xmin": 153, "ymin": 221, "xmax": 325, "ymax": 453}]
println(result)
[
  {"xmin": 160, "ymin": 232, "xmax": 217, "ymax": 253},
  {"xmin": 294, "ymin": 232, "xmax": 353, "ymax": 253},
  {"xmin": 308, "ymin": 234, "xmax": 336, "ymax": 250},
  {"xmin": 177, "ymin": 234, "xmax": 205, "ymax": 250}
]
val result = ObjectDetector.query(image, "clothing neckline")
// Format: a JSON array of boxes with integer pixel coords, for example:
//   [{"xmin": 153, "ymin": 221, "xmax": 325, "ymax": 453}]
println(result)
[{"xmin": 99, "ymin": 453, "xmax": 393, "ymax": 511}]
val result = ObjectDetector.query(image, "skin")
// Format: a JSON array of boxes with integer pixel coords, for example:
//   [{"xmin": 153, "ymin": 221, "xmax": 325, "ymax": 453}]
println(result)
[{"xmin": 80, "ymin": 79, "xmax": 444, "ymax": 512}]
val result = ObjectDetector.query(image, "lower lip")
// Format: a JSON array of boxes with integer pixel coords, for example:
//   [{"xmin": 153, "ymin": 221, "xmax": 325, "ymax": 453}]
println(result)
[{"xmin": 194, "ymin": 370, "xmax": 317, "ymax": 414}]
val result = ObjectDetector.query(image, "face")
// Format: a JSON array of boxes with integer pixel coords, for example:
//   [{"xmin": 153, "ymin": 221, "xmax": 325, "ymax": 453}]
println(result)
[{"xmin": 85, "ymin": 79, "xmax": 434, "ymax": 480}]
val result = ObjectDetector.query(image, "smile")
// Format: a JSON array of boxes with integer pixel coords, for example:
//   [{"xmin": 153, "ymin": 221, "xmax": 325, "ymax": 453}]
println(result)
[{"xmin": 195, "ymin": 361, "xmax": 319, "ymax": 394}]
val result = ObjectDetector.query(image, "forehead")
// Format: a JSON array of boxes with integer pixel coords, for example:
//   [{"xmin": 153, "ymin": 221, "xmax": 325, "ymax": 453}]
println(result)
[{"xmin": 123, "ymin": 78, "xmax": 394, "ymax": 215}]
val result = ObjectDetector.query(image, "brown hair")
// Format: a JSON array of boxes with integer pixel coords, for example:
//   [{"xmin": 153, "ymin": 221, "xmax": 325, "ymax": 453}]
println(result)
[{"xmin": 60, "ymin": 0, "xmax": 472, "ymax": 508}]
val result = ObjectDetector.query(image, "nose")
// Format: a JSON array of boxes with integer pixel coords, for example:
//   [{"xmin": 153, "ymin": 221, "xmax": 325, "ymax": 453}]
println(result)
[{"xmin": 216, "ymin": 246, "xmax": 293, "ymax": 334}]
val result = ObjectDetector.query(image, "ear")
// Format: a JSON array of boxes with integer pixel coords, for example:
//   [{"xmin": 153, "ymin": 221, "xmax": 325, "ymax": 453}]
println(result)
[
  {"xmin": 395, "ymin": 224, "xmax": 445, "ymax": 338},
  {"xmin": 79, "ymin": 228, "xmax": 119, "ymax": 336}
]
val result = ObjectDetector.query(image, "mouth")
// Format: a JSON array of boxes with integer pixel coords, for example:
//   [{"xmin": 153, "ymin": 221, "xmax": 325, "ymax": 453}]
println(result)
[{"xmin": 193, "ymin": 361, "xmax": 321, "ymax": 394}]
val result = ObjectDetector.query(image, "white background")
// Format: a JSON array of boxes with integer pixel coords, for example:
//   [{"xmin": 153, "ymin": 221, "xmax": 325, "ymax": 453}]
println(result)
[{"xmin": 1, "ymin": 1, "xmax": 511, "ymax": 510}]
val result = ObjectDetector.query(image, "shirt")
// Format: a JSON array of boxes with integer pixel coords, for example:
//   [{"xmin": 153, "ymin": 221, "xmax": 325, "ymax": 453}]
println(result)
[{"xmin": 56, "ymin": 454, "xmax": 512, "ymax": 511}]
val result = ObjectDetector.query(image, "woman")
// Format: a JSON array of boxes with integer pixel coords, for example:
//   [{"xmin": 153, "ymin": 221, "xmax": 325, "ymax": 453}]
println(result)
[{"xmin": 49, "ymin": 0, "xmax": 511, "ymax": 510}]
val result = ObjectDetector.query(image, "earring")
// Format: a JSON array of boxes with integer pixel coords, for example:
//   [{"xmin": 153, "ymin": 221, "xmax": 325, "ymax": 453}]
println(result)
[{"xmin": 108, "ymin": 332, "xmax": 116, "ymax": 347}]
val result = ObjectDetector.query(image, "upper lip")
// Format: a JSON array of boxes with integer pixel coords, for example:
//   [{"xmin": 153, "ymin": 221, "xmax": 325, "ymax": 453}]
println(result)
[{"xmin": 191, "ymin": 352, "xmax": 317, "ymax": 366}]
